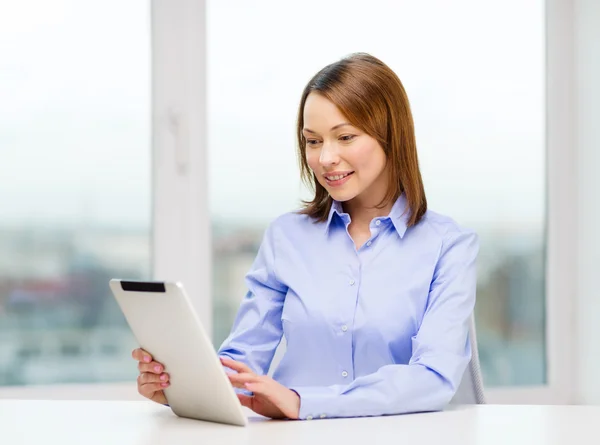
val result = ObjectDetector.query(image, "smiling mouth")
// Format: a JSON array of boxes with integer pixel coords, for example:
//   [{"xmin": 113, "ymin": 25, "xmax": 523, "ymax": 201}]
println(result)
[
  {"xmin": 324, "ymin": 172, "xmax": 353, "ymax": 181},
  {"xmin": 323, "ymin": 171, "xmax": 354, "ymax": 187}
]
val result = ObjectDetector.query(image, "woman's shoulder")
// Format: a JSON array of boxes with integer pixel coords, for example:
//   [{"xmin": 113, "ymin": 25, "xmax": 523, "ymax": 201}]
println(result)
[
  {"xmin": 417, "ymin": 209, "xmax": 478, "ymax": 241},
  {"xmin": 417, "ymin": 209, "xmax": 480, "ymax": 263}
]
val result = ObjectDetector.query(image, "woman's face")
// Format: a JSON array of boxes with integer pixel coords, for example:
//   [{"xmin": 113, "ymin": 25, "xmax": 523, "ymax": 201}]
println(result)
[{"xmin": 303, "ymin": 92, "xmax": 389, "ymax": 204}]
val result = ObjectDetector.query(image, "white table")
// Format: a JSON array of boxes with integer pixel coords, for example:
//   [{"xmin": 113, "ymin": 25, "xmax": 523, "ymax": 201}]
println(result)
[{"xmin": 0, "ymin": 400, "xmax": 596, "ymax": 444}]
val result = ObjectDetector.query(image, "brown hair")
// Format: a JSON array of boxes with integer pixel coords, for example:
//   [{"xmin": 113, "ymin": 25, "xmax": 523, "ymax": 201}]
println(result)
[{"xmin": 296, "ymin": 53, "xmax": 427, "ymax": 227}]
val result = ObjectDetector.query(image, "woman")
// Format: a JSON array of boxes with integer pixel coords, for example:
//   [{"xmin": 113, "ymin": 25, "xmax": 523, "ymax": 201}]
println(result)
[{"xmin": 132, "ymin": 52, "xmax": 479, "ymax": 420}]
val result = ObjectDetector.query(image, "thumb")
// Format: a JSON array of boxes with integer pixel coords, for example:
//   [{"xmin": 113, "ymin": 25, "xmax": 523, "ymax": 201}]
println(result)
[{"xmin": 237, "ymin": 394, "xmax": 253, "ymax": 408}]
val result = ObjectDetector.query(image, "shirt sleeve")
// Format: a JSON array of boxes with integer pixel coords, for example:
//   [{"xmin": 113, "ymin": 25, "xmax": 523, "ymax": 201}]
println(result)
[
  {"xmin": 217, "ymin": 222, "xmax": 287, "ymax": 376},
  {"xmin": 290, "ymin": 230, "xmax": 479, "ymax": 420}
]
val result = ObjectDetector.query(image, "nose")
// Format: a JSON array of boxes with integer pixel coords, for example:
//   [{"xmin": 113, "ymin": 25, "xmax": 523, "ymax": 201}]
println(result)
[{"xmin": 319, "ymin": 142, "xmax": 340, "ymax": 167}]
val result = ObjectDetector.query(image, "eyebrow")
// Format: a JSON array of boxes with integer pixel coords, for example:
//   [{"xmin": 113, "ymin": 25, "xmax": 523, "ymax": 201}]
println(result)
[{"xmin": 303, "ymin": 122, "xmax": 352, "ymax": 134}]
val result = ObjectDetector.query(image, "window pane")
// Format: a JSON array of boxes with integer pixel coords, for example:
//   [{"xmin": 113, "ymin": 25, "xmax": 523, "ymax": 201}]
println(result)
[
  {"xmin": 0, "ymin": 1, "xmax": 150, "ymax": 385},
  {"xmin": 208, "ymin": 0, "xmax": 545, "ymax": 387}
]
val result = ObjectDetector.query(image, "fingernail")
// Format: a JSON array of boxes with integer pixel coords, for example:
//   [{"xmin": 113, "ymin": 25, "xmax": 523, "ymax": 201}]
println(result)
[
  {"xmin": 154, "ymin": 366, "xmax": 161, "ymax": 372},
  {"xmin": 160, "ymin": 374, "xmax": 166, "ymax": 381},
  {"xmin": 161, "ymin": 383, "xmax": 168, "ymax": 387},
  {"xmin": 144, "ymin": 356, "xmax": 150, "ymax": 363}
]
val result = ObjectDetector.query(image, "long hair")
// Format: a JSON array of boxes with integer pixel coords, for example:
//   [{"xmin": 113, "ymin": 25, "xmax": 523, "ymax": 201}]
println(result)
[{"xmin": 296, "ymin": 53, "xmax": 427, "ymax": 227}]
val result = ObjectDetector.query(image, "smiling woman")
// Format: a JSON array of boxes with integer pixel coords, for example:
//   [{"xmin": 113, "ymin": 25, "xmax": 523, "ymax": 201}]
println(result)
[{"xmin": 195, "ymin": 52, "xmax": 479, "ymax": 420}]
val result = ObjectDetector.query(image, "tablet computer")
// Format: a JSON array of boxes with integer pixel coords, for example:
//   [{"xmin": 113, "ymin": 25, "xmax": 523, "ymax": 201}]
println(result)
[{"xmin": 109, "ymin": 279, "xmax": 247, "ymax": 427}]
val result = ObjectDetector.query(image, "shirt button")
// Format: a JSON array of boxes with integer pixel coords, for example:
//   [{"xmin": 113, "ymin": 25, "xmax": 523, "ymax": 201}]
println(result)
[
  {"xmin": 342, "ymin": 371, "xmax": 348, "ymax": 378},
  {"xmin": 375, "ymin": 220, "xmax": 381, "ymax": 226},
  {"xmin": 306, "ymin": 415, "xmax": 313, "ymax": 420},
  {"xmin": 341, "ymin": 325, "xmax": 348, "ymax": 332},
  {"xmin": 349, "ymin": 280, "xmax": 355, "ymax": 286},
  {"xmin": 366, "ymin": 240, "xmax": 372, "ymax": 247},
  {"xmin": 320, "ymin": 414, "xmax": 327, "ymax": 419}
]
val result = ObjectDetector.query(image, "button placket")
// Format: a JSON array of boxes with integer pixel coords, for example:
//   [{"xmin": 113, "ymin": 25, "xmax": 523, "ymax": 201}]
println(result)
[{"xmin": 341, "ymin": 255, "xmax": 359, "ymax": 388}]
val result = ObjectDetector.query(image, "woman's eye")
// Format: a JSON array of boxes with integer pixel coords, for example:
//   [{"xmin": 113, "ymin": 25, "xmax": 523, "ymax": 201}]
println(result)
[
  {"xmin": 339, "ymin": 135, "xmax": 356, "ymax": 142},
  {"xmin": 306, "ymin": 139, "xmax": 321, "ymax": 146}
]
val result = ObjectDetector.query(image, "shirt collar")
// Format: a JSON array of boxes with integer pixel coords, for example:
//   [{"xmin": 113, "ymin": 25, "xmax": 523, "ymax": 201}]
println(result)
[
  {"xmin": 388, "ymin": 194, "xmax": 410, "ymax": 238},
  {"xmin": 324, "ymin": 193, "xmax": 410, "ymax": 238},
  {"xmin": 325, "ymin": 199, "xmax": 345, "ymax": 230}
]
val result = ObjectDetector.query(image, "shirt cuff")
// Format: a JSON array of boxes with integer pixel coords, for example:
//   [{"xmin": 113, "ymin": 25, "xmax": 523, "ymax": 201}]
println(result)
[{"xmin": 290, "ymin": 386, "xmax": 339, "ymax": 420}]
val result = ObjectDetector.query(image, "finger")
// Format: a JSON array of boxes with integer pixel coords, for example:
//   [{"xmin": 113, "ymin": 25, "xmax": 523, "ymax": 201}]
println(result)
[
  {"xmin": 138, "ymin": 372, "xmax": 169, "ymax": 385},
  {"xmin": 220, "ymin": 357, "xmax": 252, "ymax": 373},
  {"xmin": 138, "ymin": 361, "xmax": 165, "ymax": 374},
  {"xmin": 220, "ymin": 357, "xmax": 253, "ymax": 374},
  {"xmin": 150, "ymin": 390, "xmax": 168, "ymax": 406},
  {"xmin": 139, "ymin": 382, "xmax": 170, "ymax": 396},
  {"xmin": 237, "ymin": 394, "xmax": 253, "ymax": 408},
  {"xmin": 228, "ymin": 373, "xmax": 261, "ymax": 388},
  {"xmin": 228, "ymin": 376, "xmax": 254, "ymax": 389},
  {"xmin": 132, "ymin": 348, "xmax": 152, "ymax": 363}
]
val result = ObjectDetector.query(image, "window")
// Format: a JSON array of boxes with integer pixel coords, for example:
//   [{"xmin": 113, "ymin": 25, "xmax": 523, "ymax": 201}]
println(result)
[
  {"xmin": 208, "ymin": 0, "xmax": 546, "ymax": 387},
  {"xmin": 0, "ymin": 0, "xmax": 150, "ymax": 385}
]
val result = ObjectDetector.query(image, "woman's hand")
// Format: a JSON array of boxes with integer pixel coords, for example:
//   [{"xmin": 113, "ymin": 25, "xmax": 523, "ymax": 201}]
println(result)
[
  {"xmin": 221, "ymin": 357, "xmax": 300, "ymax": 420},
  {"xmin": 132, "ymin": 348, "xmax": 170, "ymax": 405}
]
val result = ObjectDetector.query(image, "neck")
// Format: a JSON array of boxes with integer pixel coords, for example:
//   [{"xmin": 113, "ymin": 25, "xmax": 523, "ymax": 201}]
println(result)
[{"xmin": 342, "ymin": 193, "xmax": 394, "ymax": 228}]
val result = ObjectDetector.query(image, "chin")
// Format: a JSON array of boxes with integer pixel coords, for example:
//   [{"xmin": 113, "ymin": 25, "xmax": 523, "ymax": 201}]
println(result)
[{"xmin": 327, "ymin": 189, "xmax": 358, "ymax": 202}]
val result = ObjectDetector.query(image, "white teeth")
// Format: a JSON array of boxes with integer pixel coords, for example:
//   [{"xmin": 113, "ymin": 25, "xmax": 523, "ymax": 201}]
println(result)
[{"xmin": 327, "ymin": 173, "xmax": 350, "ymax": 181}]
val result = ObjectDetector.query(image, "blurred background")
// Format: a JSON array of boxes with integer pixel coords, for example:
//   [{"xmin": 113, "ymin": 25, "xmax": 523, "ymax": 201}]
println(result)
[{"xmin": 0, "ymin": 0, "xmax": 597, "ymax": 403}]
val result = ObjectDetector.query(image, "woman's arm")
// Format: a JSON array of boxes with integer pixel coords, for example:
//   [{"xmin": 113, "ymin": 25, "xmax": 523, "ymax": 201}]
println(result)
[
  {"xmin": 217, "ymin": 222, "xmax": 287, "ymax": 376},
  {"xmin": 290, "ymin": 230, "xmax": 479, "ymax": 419}
]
